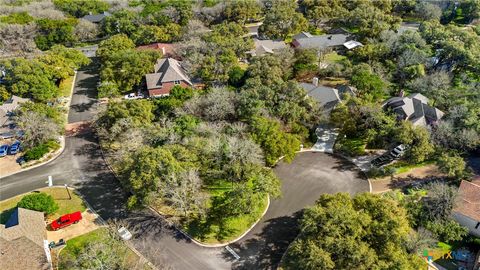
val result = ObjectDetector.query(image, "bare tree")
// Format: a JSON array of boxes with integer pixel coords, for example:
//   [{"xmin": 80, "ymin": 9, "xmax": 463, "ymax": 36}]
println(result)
[
  {"xmin": 74, "ymin": 19, "xmax": 100, "ymax": 42},
  {"xmin": 164, "ymin": 169, "xmax": 208, "ymax": 218},
  {"xmin": 179, "ymin": 87, "xmax": 238, "ymax": 122},
  {"xmin": 423, "ymin": 182, "xmax": 459, "ymax": 221},
  {"xmin": 14, "ymin": 111, "xmax": 60, "ymax": 148},
  {"xmin": 0, "ymin": 23, "xmax": 38, "ymax": 55}
]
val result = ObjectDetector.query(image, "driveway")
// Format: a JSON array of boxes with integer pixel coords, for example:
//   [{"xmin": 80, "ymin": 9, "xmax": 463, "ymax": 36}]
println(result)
[
  {"xmin": 230, "ymin": 151, "xmax": 369, "ymax": 269},
  {"xmin": 311, "ymin": 127, "xmax": 338, "ymax": 153}
]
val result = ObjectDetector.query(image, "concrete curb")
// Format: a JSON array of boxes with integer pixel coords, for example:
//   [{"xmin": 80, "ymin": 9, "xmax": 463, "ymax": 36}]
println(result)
[
  {"xmin": 98, "ymin": 141, "xmax": 272, "ymax": 248},
  {"xmin": 0, "ymin": 71, "xmax": 77, "ymax": 180},
  {"xmin": 0, "ymin": 136, "xmax": 66, "ymax": 179},
  {"xmin": 147, "ymin": 195, "xmax": 270, "ymax": 248}
]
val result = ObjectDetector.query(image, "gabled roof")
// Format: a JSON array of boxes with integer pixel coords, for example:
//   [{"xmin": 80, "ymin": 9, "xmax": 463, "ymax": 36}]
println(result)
[
  {"xmin": 136, "ymin": 43, "xmax": 175, "ymax": 57},
  {"xmin": 146, "ymin": 58, "xmax": 192, "ymax": 90},
  {"xmin": 0, "ymin": 208, "xmax": 48, "ymax": 270},
  {"xmin": 455, "ymin": 179, "xmax": 480, "ymax": 222},
  {"xmin": 292, "ymin": 31, "xmax": 313, "ymax": 40},
  {"xmin": 300, "ymin": 83, "xmax": 341, "ymax": 112},
  {"xmin": 383, "ymin": 93, "xmax": 444, "ymax": 126},
  {"xmin": 248, "ymin": 38, "xmax": 287, "ymax": 56},
  {"xmin": 292, "ymin": 34, "xmax": 349, "ymax": 50},
  {"xmin": 82, "ymin": 11, "xmax": 111, "ymax": 23}
]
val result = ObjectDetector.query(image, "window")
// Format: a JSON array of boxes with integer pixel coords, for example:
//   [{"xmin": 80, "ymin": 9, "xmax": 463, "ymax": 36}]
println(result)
[
  {"xmin": 475, "ymin": 222, "xmax": 480, "ymax": 229},
  {"xmin": 174, "ymin": 80, "xmax": 181, "ymax": 85}
]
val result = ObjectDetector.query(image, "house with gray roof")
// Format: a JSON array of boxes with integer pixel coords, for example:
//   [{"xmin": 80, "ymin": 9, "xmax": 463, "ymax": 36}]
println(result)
[
  {"xmin": 292, "ymin": 32, "xmax": 362, "ymax": 51},
  {"xmin": 247, "ymin": 38, "xmax": 287, "ymax": 57},
  {"xmin": 145, "ymin": 58, "xmax": 193, "ymax": 97},
  {"xmin": 82, "ymin": 11, "xmax": 111, "ymax": 24},
  {"xmin": 0, "ymin": 208, "xmax": 50, "ymax": 270},
  {"xmin": 300, "ymin": 78, "xmax": 356, "ymax": 114},
  {"xmin": 383, "ymin": 93, "xmax": 444, "ymax": 127}
]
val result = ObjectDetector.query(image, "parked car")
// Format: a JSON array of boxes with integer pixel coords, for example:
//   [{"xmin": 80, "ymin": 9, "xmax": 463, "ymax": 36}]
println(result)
[
  {"xmin": 124, "ymin": 92, "xmax": 144, "ymax": 100},
  {"xmin": 0, "ymin": 132, "xmax": 14, "ymax": 139},
  {"xmin": 8, "ymin": 141, "xmax": 20, "ymax": 155},
  {"xmin": 117, "ymin": 226, "xmax": 132, "ymax": 240},
  {"xmin": 0, "ymin": 144, "xmax": 8, "ymax": 157},
  {"xmin": 371, "ymin": 144, "xmax": 406, "ymax": 167},
  {"xmin": 50, "ymin": 211, "xmax": 82, "ymax": 231}
]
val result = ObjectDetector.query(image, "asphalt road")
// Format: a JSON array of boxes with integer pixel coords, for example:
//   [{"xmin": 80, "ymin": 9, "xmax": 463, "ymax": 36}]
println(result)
[{"xmin": 0, "ymin": 62, "xmax": 369, "ymax": 269}]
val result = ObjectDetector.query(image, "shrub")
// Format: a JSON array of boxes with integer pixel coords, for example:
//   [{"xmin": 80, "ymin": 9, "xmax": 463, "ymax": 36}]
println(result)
[
  {"xmin": 17, "ymin": 192, "xmax": 59, "ymax": 214},
  {"xmin": 24, "ymin": 140, "xmax": 60, "ymax": 161}
]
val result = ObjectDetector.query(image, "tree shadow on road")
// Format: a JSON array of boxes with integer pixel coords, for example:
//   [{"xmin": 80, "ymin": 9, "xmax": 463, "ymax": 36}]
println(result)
[{"xmin": 228, "ymin": 212, "xmax": 302, "ymax": 270}]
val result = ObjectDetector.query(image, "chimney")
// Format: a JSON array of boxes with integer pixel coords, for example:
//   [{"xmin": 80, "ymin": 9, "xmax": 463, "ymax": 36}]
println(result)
[
  {"xmin": 162, "ymin": 47, "xmax": 165, "ymax": 55},
  {"xmin": 312, "ymin": 77, "xmax": 319, "ymax": 86}
]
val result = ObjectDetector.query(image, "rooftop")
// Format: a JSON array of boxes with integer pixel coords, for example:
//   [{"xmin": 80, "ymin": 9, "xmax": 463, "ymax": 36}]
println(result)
[
  {"xmin": 0, "ymin": 208, "xmax": 49, "ymax": 270},
  {"xmin": 292, "ymin": 34, "xmax": 349, "ymax": 50},
  {"xmin": 383, "ymin": 93, "xmax": 444, "ymax": 126},
  {"xmin": 145, "ymin": 58, "xmax": 192, "ymax": 90},
  {"xmin": 455, "ymin": 179, "xmax": 480, "ymax": 221}
]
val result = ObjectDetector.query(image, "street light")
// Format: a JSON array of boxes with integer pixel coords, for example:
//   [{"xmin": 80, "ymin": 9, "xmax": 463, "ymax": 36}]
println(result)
[{"xmin": 65, "ymin": 184, "xmax": 71, "ymax": 200}]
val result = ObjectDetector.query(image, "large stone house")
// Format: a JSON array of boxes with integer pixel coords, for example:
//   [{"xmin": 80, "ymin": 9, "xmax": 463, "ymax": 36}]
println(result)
[{"xmin": 145, "ymin": 58, "xmax": 193, "ymax": 97}]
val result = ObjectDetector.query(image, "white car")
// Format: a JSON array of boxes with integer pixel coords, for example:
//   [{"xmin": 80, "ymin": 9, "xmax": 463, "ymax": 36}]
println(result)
[
  {"xmin": 117, "ymin": 227, "xmax": 132, "ymax": 241},
  {"xmin": 124, "ymin": 93, "xmax": 144, "ymax": 100}
]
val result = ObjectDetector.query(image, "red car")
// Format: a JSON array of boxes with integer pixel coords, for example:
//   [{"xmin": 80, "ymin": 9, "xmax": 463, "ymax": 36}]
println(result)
[{"xmin": 50, "ymin": 211, "xmax": 82, "ymax": 231}]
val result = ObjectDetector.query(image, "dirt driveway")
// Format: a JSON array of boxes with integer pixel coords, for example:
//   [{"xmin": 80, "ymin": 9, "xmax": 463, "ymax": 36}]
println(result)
[{"xmin": 47, "ymin": 209, "xmax": 104, "ymax": 243}]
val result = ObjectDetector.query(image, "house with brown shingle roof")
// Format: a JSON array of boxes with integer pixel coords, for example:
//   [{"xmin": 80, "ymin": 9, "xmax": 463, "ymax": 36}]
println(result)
[
  {"xmin": 0, "ymin": 208, "xmax": 50, "ymax": 270},
  {"xmin": 453, "ymin": 178, "xmax": 480, "ymax": 237},
  {"xmin": 145, "ymin": 58, "xmax": 193, "ymax": 97}
]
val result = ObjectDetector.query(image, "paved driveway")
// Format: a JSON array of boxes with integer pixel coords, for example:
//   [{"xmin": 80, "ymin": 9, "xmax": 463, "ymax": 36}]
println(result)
[{"xmin": 230, "ymin": 151, "xmax": 369, "ymax": 269}]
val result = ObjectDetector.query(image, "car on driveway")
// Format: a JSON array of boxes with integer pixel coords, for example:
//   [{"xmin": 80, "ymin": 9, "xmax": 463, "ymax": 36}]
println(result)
[
  {"xmin": 8, "ymin": 141, "xmax": 20, "ymax": 155},
  {"xmin": 50, "ymin": 211, "xmax": 82, "ymax": 231},
  {"xmin": 0, "ymin": 144, "xmax": 8, "ymax": 157}
]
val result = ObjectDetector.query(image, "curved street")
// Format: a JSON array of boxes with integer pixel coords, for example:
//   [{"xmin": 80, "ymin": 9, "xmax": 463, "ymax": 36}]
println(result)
[{"xmin": 0, "ymin": 63, "xmax": 369, "ymax": 269}]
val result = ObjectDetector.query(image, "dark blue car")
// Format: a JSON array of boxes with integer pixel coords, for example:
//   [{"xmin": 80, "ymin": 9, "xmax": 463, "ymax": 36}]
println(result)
[
  {"xmin": 9, "ymin": 141, "xmax": 20, "ymax": 155},
  {"xmin": 0, "ymin": 144, "xmax": 8, "ymax": 157}
]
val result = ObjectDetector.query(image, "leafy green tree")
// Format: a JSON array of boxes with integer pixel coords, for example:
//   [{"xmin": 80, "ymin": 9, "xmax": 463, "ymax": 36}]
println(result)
[
  {"xmin": 425, "ymin": 220, "xmax": 469, "ymax": 243},
  {"xmin": 132, "ymin": 23, "xmax": 181, "ymax": 45},
  {"xmin": 34, "ymin": 18, "xmax": 77, "ymax": 50},
  {"xmin": 100, "ymin": 49, "xmax": 160, "ymax": 93},
  {"xmin": 436, "ymin": 152, "xmax": 467, "ymax": 178},
  {"xmin": 1, "ymin": 58, "xmax": 59, "ymax": 102},
  {"xmin": 249, "ymin": 116, "xmax": 301, "ymax": 166},
  {"xmin": 102, "ymin": 10, "xmax": 140, "ymax": 37},
  {"xmin": 0, "ymin": 12, "xmax": 34, "ymax": 24},
  {"xmin": 345, "ymin": 2, "xmax": 401, "ymax": 39},
  {"xmin": 17, "ymin": 193, "xmax": 59, "ymax": 215},
  {"xmin": 300, "ymin": 0, "xmax": 348, "ymax": 27},
  {"xmin": 223, "ymin": 0, "xmax": 263, "ymax": 24},
  {"xmin": 53, "ymin": 0, "xmax": 109, "ymax": 18},
  {"xmin": 228, "ymin": 66, "xmax": 246, "ymax": 87},
  {"xmin": 394, "ymin": 122, "xmax": 434, "ymax": 163},
  {"xmin": 96, "ymin": 34, "xmax": 135, "ymax": 60},
  {"xmin": 0, "ymin": 85, "xmax": 10, "ymax": 104},
  {"xmin": 350, "ymin": 64, "xmax": 386, "ymax": 101},
  {"xmin": 293, "ymin": 48, "xmax": 319, "ymax": 77},
  {"xmin": 283, "ymin": 193, "xmax": 425, "ymax": 270},
  {"xmin": 38, "ymin": 45, "xmax": 90, "ymax": 79},
  {"xmin": 259, "ymin": 0, "xmax": 308, "ymax": 39}
]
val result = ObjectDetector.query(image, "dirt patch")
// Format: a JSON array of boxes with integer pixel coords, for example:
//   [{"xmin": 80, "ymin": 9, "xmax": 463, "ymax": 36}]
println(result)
[
  {"xmin": 371, "ymin": 164, "xmax": 445, "ymax": 193},
  {"xmin": 46, "ymin": 209, "xmax": 104, "ymax": 243},
  {"xmin": 65, "ymin": 121, "xmax": 91, "ymax": 137},
  {"xmin": 0, "ymin": 153, "xmax": 22, "ymax": 177}
]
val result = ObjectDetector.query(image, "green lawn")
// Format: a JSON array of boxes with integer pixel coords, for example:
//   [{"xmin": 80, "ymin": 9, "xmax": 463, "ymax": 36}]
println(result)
[
  {"xmin": 324, "ymin": 52, "xmax": 347, "ymax": 64},
  {"xmin": 59, "ymin": 228, "xmax": 144, "ymax": 270},
  {"xmin": 184, "ymin": 195, "xmax": 268, "ymax": 244},
  {"xmin": 335, "ymin": 137, "xmax": 367, "ymax": 157},
  {"xmin": 385, "ymin": 160, "xmax": 435, "ymax": 174},
  {"xmin": 59, "ymin": 75, "xmax": 75, "ymax": 97},
  {"xmin": 0, "ymin": 187, "xmax": 86, "ymax": 223}
]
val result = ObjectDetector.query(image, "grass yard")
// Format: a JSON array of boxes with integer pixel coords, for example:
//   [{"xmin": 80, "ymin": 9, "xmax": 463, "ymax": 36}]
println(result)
[
  {"xmin": 323, "ymin": 52, "xmax": 347, "ymax": 64},
  {"xmin": 0, "ymin": 187, "xmax": 86, "ymax": 223},
  {"xmin": 385, "ymin": 160, "xmax": 436, "ymax": 174},
  {"xmin": 59, "ymin": 75, "xmax": 75, "ymax": 97},
  {"xmin": 335, "ymin": 137, "xmax": 367, "ymax": 157},
  {"xmin": 58, "ymin": 228, "xmax": 144, "ymax": 270},
  {"xmin": 184, "ymin": 195, "xmax": 268, "ymax": 244}
]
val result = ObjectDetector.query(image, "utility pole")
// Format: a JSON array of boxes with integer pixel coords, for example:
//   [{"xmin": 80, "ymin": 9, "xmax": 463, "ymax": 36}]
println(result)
[{"xmin": 65, "ymin": 184, "xmax": 71, "ymax": 200}]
